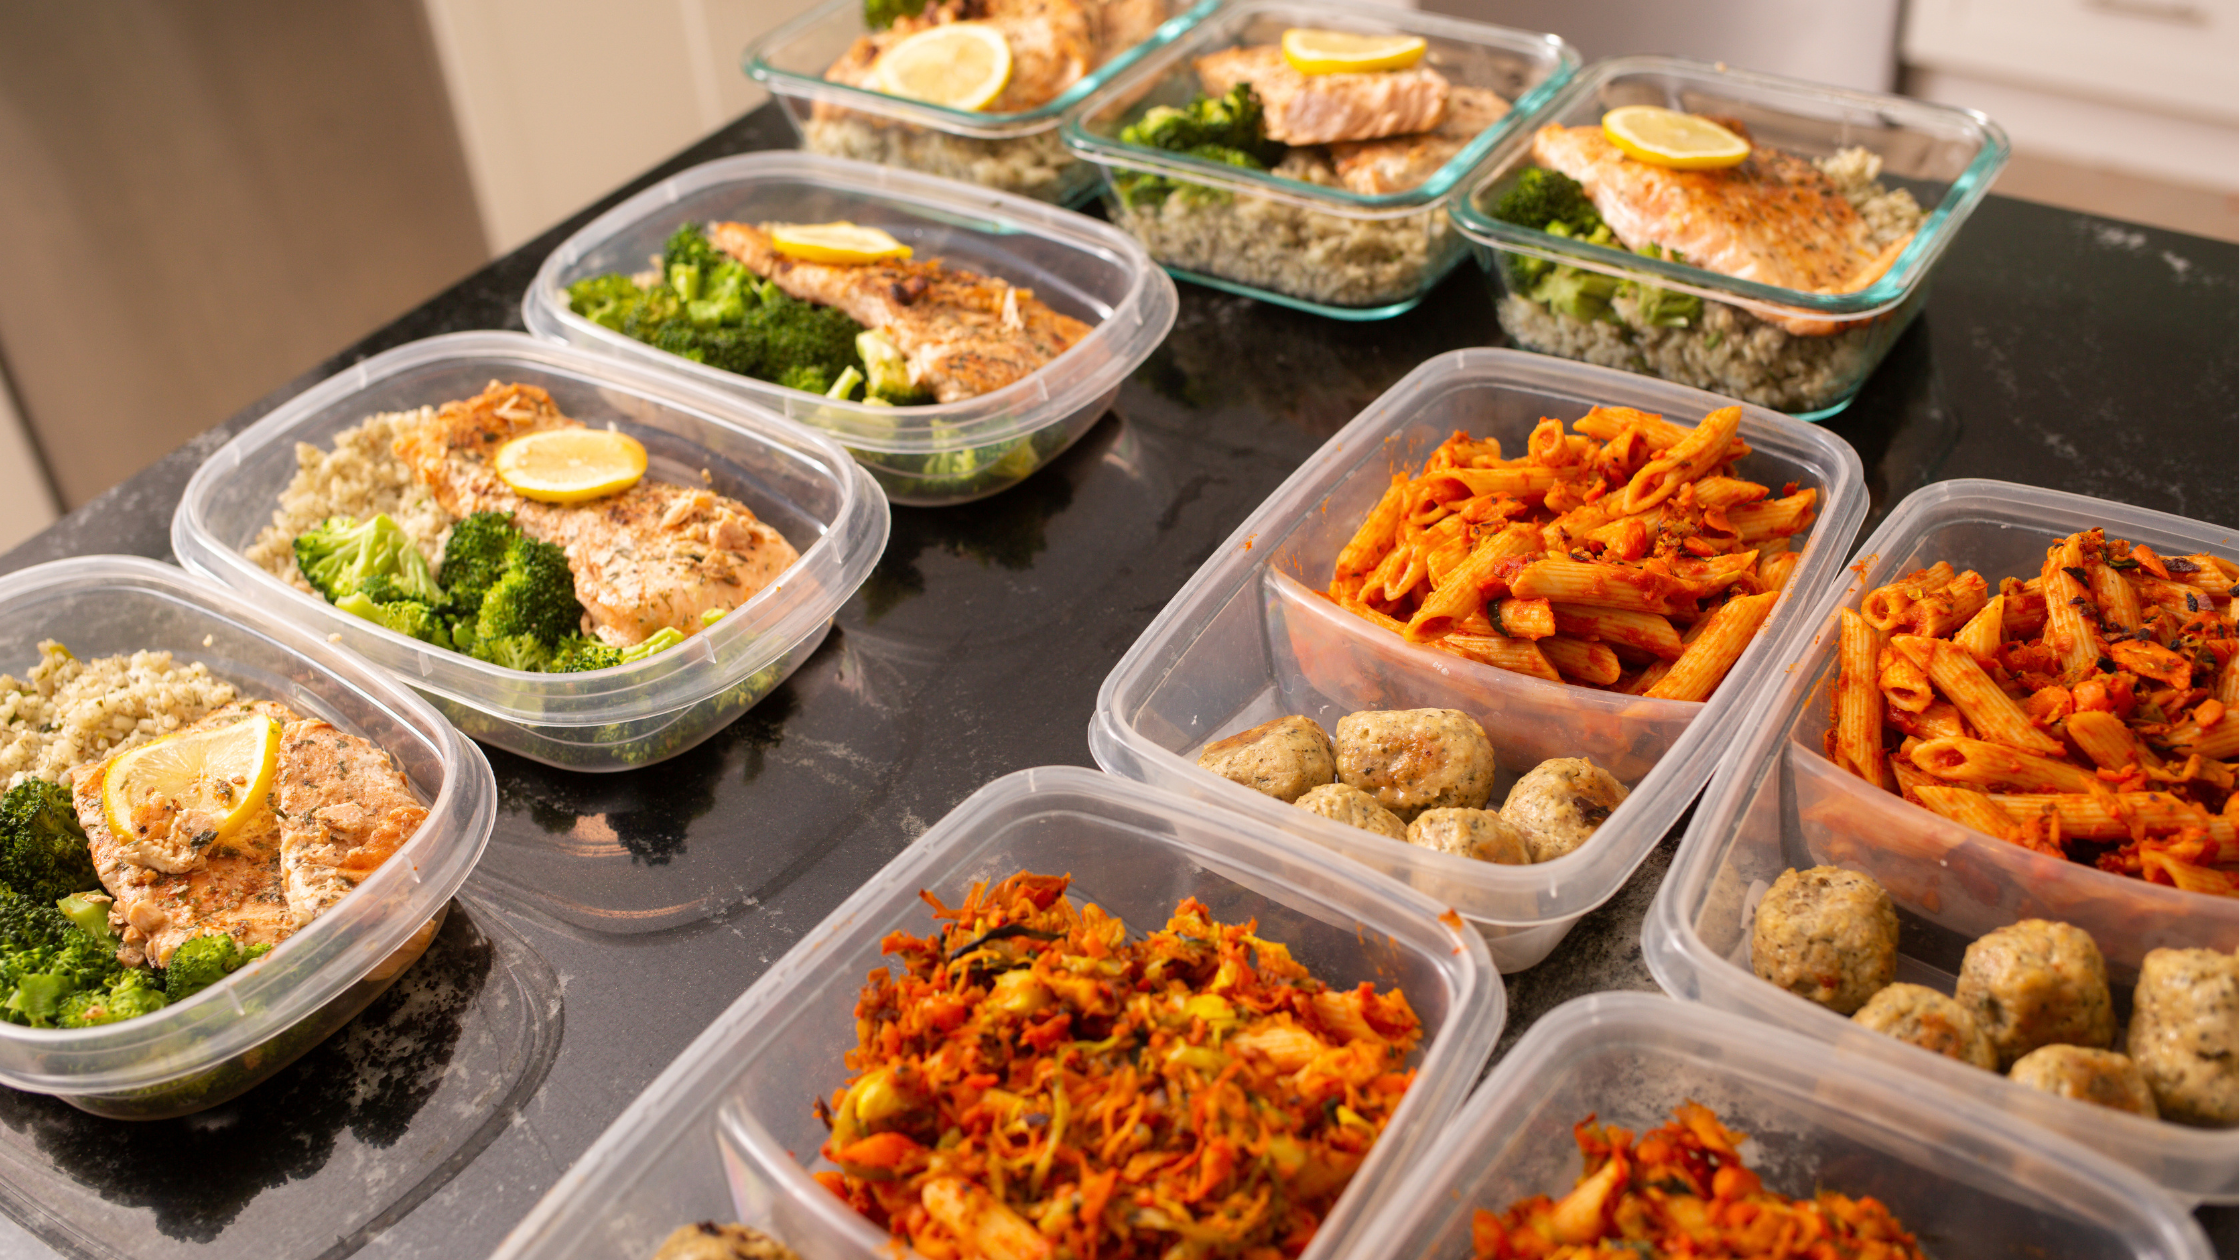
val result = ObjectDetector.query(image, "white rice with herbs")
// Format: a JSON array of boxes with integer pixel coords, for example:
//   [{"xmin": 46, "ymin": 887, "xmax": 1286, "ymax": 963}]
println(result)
[
  {"xmin": 243, "ymin": 408, "xmax": 454, "ymax": 592},
  {"xmin": 804, "ymin": 115, "xmax": 1085, "ymax": 204},
  {"xmin": 0, "ymin": 642, "xmax": 239, "ymax": 789}
]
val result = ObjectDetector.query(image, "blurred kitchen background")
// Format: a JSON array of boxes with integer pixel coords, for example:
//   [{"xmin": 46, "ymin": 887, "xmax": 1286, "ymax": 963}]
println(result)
[{"xmin": 0, "ymin": 0, "xmax": 2232, "ymax": 548}]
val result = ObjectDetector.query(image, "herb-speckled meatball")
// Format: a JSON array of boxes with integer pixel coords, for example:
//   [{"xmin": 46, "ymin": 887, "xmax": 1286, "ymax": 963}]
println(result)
[
  {"xmin": 1750, "ymin": 866, "xmax": 1898, "ymax": 1015},
  {"xmin": 1196, "ymin": 716, "xmax": 1335, "ymax": 803},
  {"xmin": 1404, "ymin": 808, "xmax": 1532, "ymax": 865},
  {"xmin": 1954, "ymin": 919, "xmax": 2115, "ymax": 1069},
  {"xmin": 2008, "ymin": 1045, "xmax": 2158, "ymax": 1118},
  {"xmin": 650, "ymin": 1222, "xmax": 802, "ymax": 1260},
  {"xmin": 1293, "ymin": 782, "xmax": 1407, "ymax": 840},
  {"xmin": 2126, "ymin": 947, "xmax": 2237, "ymax": 1127},
  {"xmin": 1334, "ymin": 709, "xmax": 1497, "ymax": 822},
  {"xmin": 1851, "ymin": 982, "xmax": 1997, "ymax": 1069},
  {"xmin": 1500, "ymin": 757, "xmax": 1630, "ymax": 862}
]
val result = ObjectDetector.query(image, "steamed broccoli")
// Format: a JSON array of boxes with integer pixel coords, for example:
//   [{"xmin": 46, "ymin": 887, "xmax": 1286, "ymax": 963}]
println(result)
[
  {"xmin": 293, "ymin": 514, "xmax": 443, "ymax": 606},
  {"xmin": 1116, "ymin": 85, "xmax": 1285, "ymax": 208},
  {"xmin": 59, "ymin": 970, "xmax": 168, "ymax": 1027},
  {"xmin": 471, "ymin": 633, "xmax": 552, "ymax": 673},
  {"xmin": 1618, "ymin": 242, "xmax": 1702, "ymax": 327},
  {"xmin": 0, "ymin": 892, "xmax": 132, "ymax": 1028},
  {"xmin": 438, "ymin": 511, "xmax": 519, "ymax": 611},
  {"xmin": 0, "ymin": 779, "xmax": 98, "ymax": 904},
  {"xmin": 336, "ymin": 592, "xmax": 452, "ymax": 648},
  {"xmin": 1487, "ymin": 167, "xmax": 1604, "ymax": 236},
  {"xmin": 161, "ymin": 932, "xmax": 272, "ymax": 1005},
  {"xmin": 476, "ymin": 534, "xmax": 582, "ymax": 646},
  {"xmin": 549, "ymin": 636, "xmax": 625, "ymax": 673},
  {"xmin": 865, "ymin": 0, "xmax": 927, "ymax": 29},
  {"xmin": 857, "ymin": 330, "xmax": 930, "ymax": 404}
]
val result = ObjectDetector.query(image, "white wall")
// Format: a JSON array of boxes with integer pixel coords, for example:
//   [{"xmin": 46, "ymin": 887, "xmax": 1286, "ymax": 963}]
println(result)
[{"xmin": 0, "ymin": 362, "xmax": 58, "ymax": 553}]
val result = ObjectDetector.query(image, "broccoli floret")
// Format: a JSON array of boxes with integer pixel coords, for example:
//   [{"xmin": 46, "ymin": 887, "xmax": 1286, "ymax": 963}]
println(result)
[
  {"xmin": 779, "ymin": 363, "xmax": 832, "ymax": 394},
  {"xmin": 437, "ymin": 511, "xmax": 519, "ymax": 610},
  {"xmin": 662, "ymin": 221, "xmax": 726, "ymax": 274},
  {"xmin": 335, "ymin": 592, "xmax": 452, "ymax": 649},
  {"xmin": 620, "ymin": 628, "xmax": 686, "ymax": 664},
  {"xmin": 471, "ymin": 632, "xmax": 552, "ymax": 673},
  {"xmin": 294, "ymin": 514, "xmax": 443, "ymax": 606},
  {"xmin": 857, "ymin": 330, "xmax": 928, "ymax": 404},
  {"xmin": 1487, "ymin": 167, "xmax": 1604, "ymax": 236},
  {"xmin": 1122, "ymin": 85, "xmax": 1282, "ymax": 166},
  {"xmin": 1619, "ymin": 243, "xmax": 1703, "ymax": 328},
  {"xmin": 549, "ymin": 636, "xmax": 625, "ymax": 673},
  {"xmin": 865, "ymin": 0, "xmax": 928, "ymax": 29},
  {"xmin": 1528, "ymin": 265, "xmax": 1623, "ymax": 322},
  {"xmin": 826, "ymin": 365, "xmax": 865, "ymax": 401},
  {"xmin": 566, "ymin": 273, "xmax": 648, "ymax": 330},
  {"xmin": 57, "ymin": 892, "xmax": 112, "ymax": 941},
  {"xmin": 161, "ymin": 932, "xmax": 272, "ymax": 1005},
  {"xmin": 0, "ymin": 891, "xmax": 130, "ymax": 1028},
  {"xmin": 476, "ymin": 535, "xmax": 582, "ymax": 647},
  {"xmin": 59, "ymin": 970, "xmax": 168, "ymax": 1027},
  {"xmin": 0, "ymin": 779, "xmax": 98, "ymax": 904}
]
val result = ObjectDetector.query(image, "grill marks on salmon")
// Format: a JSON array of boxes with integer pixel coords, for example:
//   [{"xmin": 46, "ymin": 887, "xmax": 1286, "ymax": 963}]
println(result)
[
  {"xmin": 1326, "ymin": 85, "xmax": 1509, "ymax": 195},
  {"xmin": 1194, "ymin": 45, "xmax": 1449, "ymax": 146},
  {"xmin": 391, "ymin": 382, "xmax": 801, "ymax": 647},
  {"xmin": 824, "ymin": 0, "xmax": 1092, "ymax": 114},
  {"xmin": 706, "ymin": 222, "xmax": 1092, "ymax": 404}
]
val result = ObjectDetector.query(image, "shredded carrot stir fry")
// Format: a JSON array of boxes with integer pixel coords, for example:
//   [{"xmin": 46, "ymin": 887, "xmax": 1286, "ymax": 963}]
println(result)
[
  {"xmin": 1470, "ymin": 1103, "xmax": 1927, "ymax": 1260},
  {"xmin": 812, "ymin": 872, "xmax": 1422, "ymax": 1260}
]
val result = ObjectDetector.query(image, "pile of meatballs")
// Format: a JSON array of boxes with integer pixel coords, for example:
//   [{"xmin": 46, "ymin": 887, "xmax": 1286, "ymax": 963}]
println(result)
[
  {"xmin": 1752, "ymin": 865, "xmax": 2237, "ymax": 1126},
  {"xmin": 1196, "ymin": 708, "xmax": 1628, "ymax": 866}
]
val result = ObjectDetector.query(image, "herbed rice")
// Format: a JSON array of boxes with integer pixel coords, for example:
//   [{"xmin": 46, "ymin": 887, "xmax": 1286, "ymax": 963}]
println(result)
[
  {"xmin": 243, "ymin": 408, "xmax": 454, "ymax": 592},
  {"xmin": 804, "ymin": 115, "xmax": 1088, "ymax": 204},
  {"xmin": 0, "ymin": 642, "xmax": 239, "ymax": 789}
]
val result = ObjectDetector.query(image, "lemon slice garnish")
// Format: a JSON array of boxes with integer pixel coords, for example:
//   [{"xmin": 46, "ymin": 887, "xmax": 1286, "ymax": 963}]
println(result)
[
  {"xmin": 1600, "ymin": 106, "xmax": 1750, "ymax": 170},
  {"xmin": 766, "ymin": 222, "xmax": 914, "ymax": 265},
  {"xmin": 104, "ymin": 716, "xmax": 281, "ymax": 855},
  {"xmin": 1280, "ymin": 28, "xmax": 1427, "ymax": 75},
  {"xmin": 874, "ymin": 22, "xmax": 1012, "ymax": 110},
  {"xmin": 494, "ymin": 429, "xmax": 648, "ymax": 504}
]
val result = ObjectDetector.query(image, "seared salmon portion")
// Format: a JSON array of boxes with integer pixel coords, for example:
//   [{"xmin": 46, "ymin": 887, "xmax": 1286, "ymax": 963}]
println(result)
[
  {"xmin": 707, "ymin": 222, "xmax": 1092, "ymax": 404},
  {"xmin": 1326, "ymin": 85, "xmax": 1509, "ymax": 195},
  {"xmin": 391, "ymin": 383, "xmax": 800, "ymax": 647},
  {"xmin": 275, "ymin": 719, "xmax": 429, "ymax": 924},
  {"xmin": 824, "ymin": 0, "xmax": 1092, "ymax": 113},
  {"xmin": 1194, "ymin": 45, "xmax": 1449, "ymax": 146}
]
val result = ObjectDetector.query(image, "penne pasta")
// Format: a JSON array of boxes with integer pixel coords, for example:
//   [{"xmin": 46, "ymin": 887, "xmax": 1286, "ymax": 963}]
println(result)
[
  {"xmin": 1951, "ymin": 594, "xmax": 2005, "ymax": 662},
  {"xmin": 1333, "ymin": 475, "xmax": 1408, "ymax": 577},
  {"xmin": 1896, "ymin": 635, "xmax": 2065, "ymax": 756},
  {"xmin": 1908, "ymin": 571, "xmax": 1988, "ymax": 638},
  {"xmin": 1550, "ymin": 604, "xmax": 1683, "ymax": 659},
  {"xmin": 2039, "ymin": 538, "xmax": 2102, "ymax": 681},
  {"xmin": 1831, "ymin": 609, "xmax": 1890, "ymax": 790},
  {"xmin": 1647, "ymin": 591, "xmax": 1778, "ymax": 702},
  {"xmin": 1542, "ymin": 636, "xmax": 1621, "ymax": 685},
  {"xmin": 1496, "ymin": 597, "xmax": 1555, "ymax": 640},
  {"xmin": 1727, "ymin": 489, "xmax": 1819, "ymax": 544},
  {"xmin": 1912, "ymin": 785, "xmax": 2018, "ymax": 837},
  {"xmin": 1988, "ymin": 792, "xmax": 2232, "ymax": 846},
  {"xmin": 1443, "ymin": 631, "xmax": 1561, "ymax": 682},
  {"xmin": 1909, "ymin": 737, "xmax": 2104, "ymax": 794}
]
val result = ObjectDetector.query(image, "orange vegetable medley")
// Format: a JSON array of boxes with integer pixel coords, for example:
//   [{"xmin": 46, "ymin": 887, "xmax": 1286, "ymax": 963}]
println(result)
[
  {"xmin": 813, "ymin": 872, "xmax": 1423, "ymax": 1260},
  {"xmin": 1470, "ymin": 1103, "xmax": 1926, "ymax": 1260},
  {"xmin": 1325, "ymin": 404, "xmax": 1815, "ymax": 702},
  {"xmin": 1824, "ymin": 528, "xmax": 2238, "ymax": 896}
]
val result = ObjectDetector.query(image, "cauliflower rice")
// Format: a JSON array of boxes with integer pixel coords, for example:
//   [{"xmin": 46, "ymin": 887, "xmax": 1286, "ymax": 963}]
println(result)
[
  {"xmin": 804, "ymin": 115, "xmax": 1089, "ymax": 205},
  {"xmin": 0, "ymin": 641, "xmax": 239, "ymax": 789},
  {"xmin": 243, "ymin": 408, "xmax": 453, "ymax": 591}
]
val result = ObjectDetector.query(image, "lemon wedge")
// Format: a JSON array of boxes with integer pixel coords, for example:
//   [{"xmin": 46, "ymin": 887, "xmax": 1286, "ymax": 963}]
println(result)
[
  {"xmin": 1280, "ymin": 28, "xmax": 1427, "ymax": 75},
  {"xmin": 767, "ymin": 222, "xmax": 914, "ymax": 265},
  {"xmin": 103, "ymin": 716, "xmax": 281, "ymax": 857},
  {"xmin": 874, "ymin": 22, "xmax": 1012, "ymax": 110},
  {"xmin": 494, "ymin": 428, "xmax": 648, "ymax": 504},
  {"xmin": 1601, "ymin": 106, "xmax": 1750, "ymax": 170}
]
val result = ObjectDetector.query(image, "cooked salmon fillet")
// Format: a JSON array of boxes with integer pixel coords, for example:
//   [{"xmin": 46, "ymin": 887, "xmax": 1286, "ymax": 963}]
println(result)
[
  {"xmin": 1194, "ymin": 44, "xmax": 1448, "ymax": 146},
  {"xmin": 706, "ymin": 222, "xmax": 1092, "ymax": 405},
  {"xmin": 391, "ymin": 383, "xmax": 801, "ymax": 648},
  {"xmin": 275, "ymin": 718, "xmax": 429, "ymax": 923},
  {"xmin": 823, "ymin": 0, "xmax": 1092, "ymax": 114},
  {"xmin": 1082, "ymin": 0, "xmax": 1165, "ymax": 65},
  {"xmin": 1326, "ymin": 85, "xmax": 1508, "ymax": 195}
]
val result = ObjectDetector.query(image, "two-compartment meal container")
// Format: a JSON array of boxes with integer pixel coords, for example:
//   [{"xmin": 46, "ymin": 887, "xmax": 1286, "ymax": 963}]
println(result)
[
  {"xmin": 487, "ymin": 766, "xmax": 1502, "ymax": 1260},
  {"xmin": 746, "ymin": 0, "xmax": 1221, "ymax": 206},
  {"xmin": 0, "ymin": 556, "xmax": 496, "ymax": 1119},
  {"xmin": 1644, "ymin": 480, "xmax": 2239, "ymax": 1202},
  {"xmin": 1354, "ymin": 992, "xmax": 2215, "ymax": 1260},
  {"xmin": 173, "ymin": 331, "xmax": 889, "ymax": 771},
  {"xmin": 1064, "ymin": 0, "xmax": 1579, "ymax": 319},
  {"xmin": 523, "ymin": 152, "xmax": 1178, "ymax": 506},
  {"xmin": 1451, "ymin": 56, "xmax": 2011, "ymax": 419},
  {"xmin": 1091, "ymin": 349, "xmax": 1866, "ymax": 971}
]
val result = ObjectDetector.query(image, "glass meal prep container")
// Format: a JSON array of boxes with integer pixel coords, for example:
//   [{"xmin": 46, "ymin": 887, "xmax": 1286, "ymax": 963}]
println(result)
[
  {"xmin": 1353, "ymin": 992, "xmax": 2216, "ymax": 1260},
  {"xmin": 745, "ymin": 0, "xmax": 1220, "ymax": 206},
  {"xmin": 172, "ymin": 331, "xmax": 889, "ymax": 772},
  {"xmin": 1063, "ymin": 0, "xmax": 1578, "ymax": 320},
  {"xmin": 486, "ymin": 765, "xmax": 1502, "ymax": 1260},
  {"xmin": 1091, "ymin": 348, "xmax": 1866, "ymax": 972},
  {"xmin": 522, "ymin": 151, "xmax": 1178, "ymax": 507},
  {"xmin": 0, "ymin": 556, "xmax": 496, "ymax": 1120},
  {"xmin": 1643, "ymin": 479, "xmax": 2239, "ymax": 1203},
  {"xmin": 1451, "ymin": 56, "xmax": 2010, "ymax": 421}
]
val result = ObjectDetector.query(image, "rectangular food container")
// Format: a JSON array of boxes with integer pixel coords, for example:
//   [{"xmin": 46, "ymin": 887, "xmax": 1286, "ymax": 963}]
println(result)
[
  {"xmin": 745, "ymin": 0, "xmax": 1220, "ymax": 206},
  {"xmin": 0, "ymin": 555, "xmax": 496, "ymax": 1119},
  {"xmin": 173, "ymin": 331, "xmax": 889, "ymax": 771},
  {"xmin": 1354, "ymin": 992, "xmax": 2214, "ymax": 1260},
  {"xmin": 1064, "ymin": 0, "xmax": 1579, "ymax": 319},
  {"xmin": 1643, "ymin": 479, "xmax": 2239, "ymax": 1202},
  {"xmin": 487, "ymin": 765, "xmax": 1502, "ymax": 1260},
  {"xmin": 522, "ymin": 151, "xmax": 1177, "ymax": 506},
  {"xmin": 1090, "ymin": 348, "xmax": 1866, "ymax": 972},
  {"xmin": 1450, "ymin": 56, "xmax": 2009, "ymax": 420}
]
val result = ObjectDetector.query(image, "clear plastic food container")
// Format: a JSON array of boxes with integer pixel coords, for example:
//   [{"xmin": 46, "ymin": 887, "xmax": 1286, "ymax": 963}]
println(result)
[
  {"xmin": 1450, "ymin": 56, "xmax": 2010, "ymax": 420},
  {"xmin": 522, "ymin": 152, "xmax": 1178, "ymax": 506},
  {"xmin": 1064, "ymin": 0, "xmax": 1579, "ymax": 319},
  {"xmin": 487, "ymin": 765, "xmax": 1502, "ymax": 1260},
  {"xmin": 1643, "ymin": 479, "xmax": 2239, "ymax": 1202},
  {"xmin": 1354, "ymin": 992, "xmax": 2215, "ymax": 1260},
  {"xmin": 0, "ymin": 556, "xmax": 496, "ymax": 1119},
  {"xmin": 746, "ymin": 0, "xmax": 1219, "ymax": 206},
  {"xmin": 172, "ymin": 331, "xmax": 889, "ymax": 771},
  {"xmin": 1090, "ymin": 348, "xmax": 1866, "ymax": 972}
]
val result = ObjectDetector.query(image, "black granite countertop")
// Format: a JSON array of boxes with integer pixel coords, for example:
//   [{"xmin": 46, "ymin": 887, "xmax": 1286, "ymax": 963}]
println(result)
[{"xmin": 0, "ymin": 104, "xmax": 2231, "ymax": 1260}]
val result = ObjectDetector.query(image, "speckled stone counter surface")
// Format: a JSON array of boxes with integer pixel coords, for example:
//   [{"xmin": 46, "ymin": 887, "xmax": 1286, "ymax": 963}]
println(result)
[{"xmin": 0, "ymin": 105, "xmax": 2231, "ymax": 1260}]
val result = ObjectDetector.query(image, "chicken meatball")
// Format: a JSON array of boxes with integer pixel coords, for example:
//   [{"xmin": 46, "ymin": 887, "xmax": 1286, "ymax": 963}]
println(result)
[
  {"xmin": 1954, "ymin": 919, "xmax": 2115, "ymax": 1069},
  {"xmin": 2008, "ymin": 1045, "xmax": 2158, "ymax": 1118},
  {"xmin": 1293, "ymin": 782, "xmax": 1407, "ymax": 840},
  {"xmin": 1196, "ymin": 716, "xmax": 1336, "ymax": 803},
  {"xmin": 2126, "ymin": 947, "xmax": 2237, "ymax": 1127},
  {"xmin": 1750, "ymin": 866, "xmax": 1898, "ymax": 1015},
  {"xmin": 1405, "ymin": 808, "xmax": 1532, "ymax": 865},
  {"xmin": 650, "ymin": 1222, "xmax": 801, "ymax": 1260},
  {"xmin": 1851, "ymin": 982, "xmax": 1997, "ymax": 1069},
  {"xmin": 1334, "ymin": 709, "xmax": 1498, "ymax": 822},
  {"xmin": 1499, "ymin": 757, "xmax": 1630, "ymax": 862}
]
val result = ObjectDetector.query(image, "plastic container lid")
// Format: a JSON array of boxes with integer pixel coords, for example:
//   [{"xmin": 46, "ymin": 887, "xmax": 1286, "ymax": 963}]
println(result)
[
  {"xmin": 1644, "ymin": 479, "xmax": 2238, "ymax": 1202},
  {"xmin": 487, "ymin": 765, "xmax": 1502, "ymax": 1260},
  {"xmin": 1092, "ymin": 348, "xmax": 1866, "ymax": 972},
  {"xmin": 1354, "ymin": 992, "xmax": 2214, "ymax": 1260},
  {"xmin": 521, "ymin": 152, "xmax": 1178, "ymax": 505},
  {"xmin": 173, "ymin": 331, "xmax": 888, "ymax": 771},
  {"xmin": 0, "ymin": 556, "xmax": 495, "ymax": 1102}
]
